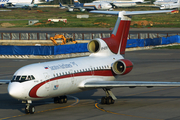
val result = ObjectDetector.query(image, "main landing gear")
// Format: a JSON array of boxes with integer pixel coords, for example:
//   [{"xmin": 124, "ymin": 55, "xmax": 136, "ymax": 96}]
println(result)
[
  {"xmin": 23, "ymin": 100, "xmax": 35, "ymax": 114},
  {"xmin": 54, "ymin": 96, "xmax": 68, "ymax": 104},
  {"xmin": 101, "ymin": 89, "xmax": 117, "ymax": 104}
]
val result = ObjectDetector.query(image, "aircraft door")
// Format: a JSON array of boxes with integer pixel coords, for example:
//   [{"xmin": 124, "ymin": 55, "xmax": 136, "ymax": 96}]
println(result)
[
  {"xmin": 43, "ymin": 72, "xmax": 50, "ymax": 93},
  {"xmin": 70, "ymin": 69, "xmax": 75, "ymax": 85},
  {"xmin": 90, "ymin": 66, "xmax": 94, "ymax": 76}
]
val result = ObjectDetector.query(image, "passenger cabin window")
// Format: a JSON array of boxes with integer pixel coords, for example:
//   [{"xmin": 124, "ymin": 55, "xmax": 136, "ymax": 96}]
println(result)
[{"xmin": 11, "ymin": 75, "xmax": 35, "ymax": 83}]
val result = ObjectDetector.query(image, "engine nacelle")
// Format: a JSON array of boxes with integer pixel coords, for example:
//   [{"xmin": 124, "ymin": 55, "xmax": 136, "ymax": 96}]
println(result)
[
  {"xmin": 80, "ymin": 8, "xmax": 86, "ymax": 12},
  {"xmin": 160, "ymin": 4, "xmax": 170, "ymax": 9},
  {"xmin": 112, "ymin": 59, "xmax": 133, "ymax": 75},
  {"xmin": 88, "ymin": 40, "xmax": 100, "ymax": 53}
]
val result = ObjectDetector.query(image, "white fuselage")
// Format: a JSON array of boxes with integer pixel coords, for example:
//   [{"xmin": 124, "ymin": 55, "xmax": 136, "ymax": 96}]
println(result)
[
  {"xmin": 83, "ymin": 2, "xmax": 112, "ymax": 10},
  {"xmin": 154, "ymin": 0, "xmax": 178, "ymax": 5},
  {"xmin": 0, "ymin": 0, "xmax": 49, "ymax": 6},
  {"xmin": 160, "ymin": 3, "xmax": 180, "ymax": 9},
  {"xmin": 8, "ymin": 42, "xmax": 123, "ymax": 101}
]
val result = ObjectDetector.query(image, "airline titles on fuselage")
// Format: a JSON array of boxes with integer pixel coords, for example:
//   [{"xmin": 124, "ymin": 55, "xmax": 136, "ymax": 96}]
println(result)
[{"xmin": 46, "ymin": 62, "xmax": 78, "ymax": 71}]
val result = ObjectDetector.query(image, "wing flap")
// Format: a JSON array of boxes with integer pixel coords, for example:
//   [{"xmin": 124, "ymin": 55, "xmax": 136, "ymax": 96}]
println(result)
[{"xmin": 80, "ymin": 81, "xmax": 180, "ymax": 89}]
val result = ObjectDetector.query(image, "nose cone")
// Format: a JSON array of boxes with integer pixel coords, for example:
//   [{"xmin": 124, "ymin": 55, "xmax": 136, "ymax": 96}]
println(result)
[{"xmin": 8, "ymin": 82, "xmax": 24, "ymax": 100}]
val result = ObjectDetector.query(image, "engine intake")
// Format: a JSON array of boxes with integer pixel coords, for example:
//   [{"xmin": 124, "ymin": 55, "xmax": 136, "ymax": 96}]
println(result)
[
  {"xmin": 112, "ymin": 59, "xmax": 133, "ymax": 75},
  {"xmin": 88, "ymin": 40, "xmax": 100, "ymax": 53}
]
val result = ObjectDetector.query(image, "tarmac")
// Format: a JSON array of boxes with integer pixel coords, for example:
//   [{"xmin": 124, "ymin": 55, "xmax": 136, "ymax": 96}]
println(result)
[{"xmin": 0, "ymin": 49, "xmax": 180, "ymax": 120}]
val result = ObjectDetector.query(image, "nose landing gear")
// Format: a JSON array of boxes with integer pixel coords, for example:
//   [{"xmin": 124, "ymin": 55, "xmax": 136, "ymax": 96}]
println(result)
[
  {"xmin": 25, "ymin": 104, "xmax": 35, "ymax": 114},
  {"xmin": 23, "ymin": 100, "xmax": 35, "ymax": 114}
]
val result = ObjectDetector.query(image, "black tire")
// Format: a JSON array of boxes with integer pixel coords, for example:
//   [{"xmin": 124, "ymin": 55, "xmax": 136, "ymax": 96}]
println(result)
[
  {"xmin": 111, "ymin": 99, "xmax": 115, "ymax": 104},
  {"xmin": 106, "ymin": 97, "xmax": 112, "ymax": 104},
  {"xmin": 29, "ymin": 106, "xmax": 35, "ymax": 114},
  {"xmin": 54, "ymin": 97, "xmax": 59, "ymax": 104},
  {"xmin": 101, "ymin": 97, "xmax": 106, "ymax": 104},
  {"xmin": 63, "ymin": 96, "xmax": 67, "ymax": 103},
  {"xmin": 59, "ymin": 97, "xmax": 64, "ymax": 103},
  {"xmin": 25, "ymin": 106, "xmax": 29, "ymax": 114}
]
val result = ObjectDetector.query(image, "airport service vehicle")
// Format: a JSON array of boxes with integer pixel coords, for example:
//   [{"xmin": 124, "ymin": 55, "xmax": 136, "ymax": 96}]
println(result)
[
  {"xmin": 60, "ymin": 0, "xmax": 113, "ymax": 12},
  {"xmin": 1, "ymin": 10, "xmax": 180, "ymax": 114}
]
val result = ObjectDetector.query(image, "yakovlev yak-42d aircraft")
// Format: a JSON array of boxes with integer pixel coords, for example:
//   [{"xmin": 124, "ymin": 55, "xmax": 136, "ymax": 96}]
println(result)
[{"xmin": 1, "ymin": 10, "xmax": 180, "ymax": 114}]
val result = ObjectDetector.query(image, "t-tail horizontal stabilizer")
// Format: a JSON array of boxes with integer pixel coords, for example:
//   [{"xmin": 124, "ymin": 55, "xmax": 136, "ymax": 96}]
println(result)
[{"xmin": 90, "ymin": 10, "xmax": 173, "ymax": 55}]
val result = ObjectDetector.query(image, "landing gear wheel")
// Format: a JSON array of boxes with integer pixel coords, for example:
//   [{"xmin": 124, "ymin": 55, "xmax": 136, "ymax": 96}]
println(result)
[
  {"xmin": 54, "ymin": 97, "xmax": 59, "ymax": 104},
  {"xmin": 54, "ymin": 96, "xmax": 68, "ymax": 104},
  {"xmin": 29, "ymin": 106, "xmax": 35, "ymax": 114},
  {"xmin": 106, "ymin": 97, "xmax": 112, "ymax": 104},
  {"xmin": 101, "ymin": 97, "xmax": 107, "ymax": 104},
  {"xmin": 25, "ymin": 106, "xmax": 29, "ymax": 114},
  {"xmin": 101, "ymin": 97, "xmax": 115, "ymax": 104},
  {"xmin": 25, "ymin": 105, "xmax": 35, "ymax": 114},
  {"xmin": 59, "ymin": 97, "xmax": 64, "ymax": 103},
  {"xmin": 63, "ymin": 96, "xmax": 67, "ymax": 103}
]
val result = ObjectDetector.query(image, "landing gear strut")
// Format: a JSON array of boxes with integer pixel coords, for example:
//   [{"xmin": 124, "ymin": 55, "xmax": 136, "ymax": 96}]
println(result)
[
  {"xmin": 24, "ymin": 100, "xmax": 35, "ymax": 114},
  {"xmin": 101, "ymin": 89, "xmax": 117, "ymax": 104},
  {"xmin": 54, "ymin": 96, "xmax": 67, "ymax": 104}
]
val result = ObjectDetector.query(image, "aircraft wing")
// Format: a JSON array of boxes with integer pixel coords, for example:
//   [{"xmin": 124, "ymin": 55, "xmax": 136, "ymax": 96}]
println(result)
[
  {"xmin": 90, "ymin": 10, "xmax": 173, "ymax": 15},
  {"xmin": 74, "ymin": 7, "xmax": 95, "ymax": 10},
  {"xmin": 0, "ymin": 80, "xmax": 11, "ymax": 85},
  {"xmin": 80, "ymin": 81, "xmax": 180, "ymax": 89}
]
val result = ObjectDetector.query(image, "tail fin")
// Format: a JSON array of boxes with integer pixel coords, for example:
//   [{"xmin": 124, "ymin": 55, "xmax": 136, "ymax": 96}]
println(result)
[
  {"xmin": 90, "ymin": 10, "xmax": 173, "ymax": 55},
  {"xmin": 31, "ymin": 0, "xmax": 34, "ymax": 4},
  {"xmin": 74, "ymin": 0, "xmax": 80, "ymax": 6},
  {"xmin": 59, "ymin": 2, "xmax": 62, "ymax": 7}
]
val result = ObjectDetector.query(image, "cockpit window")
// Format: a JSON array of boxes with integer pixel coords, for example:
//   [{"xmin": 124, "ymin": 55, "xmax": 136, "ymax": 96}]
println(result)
[
  {"xmin": 11, "ymin": 75, "xmax": 35, "ymax": 83},
  {"xmin": 21, "ymin": 76, "xmax": 27, "ymax": 81},
  {"xmin": 15, "ymin": 76, "xmax": 21, "ymax": 81}
]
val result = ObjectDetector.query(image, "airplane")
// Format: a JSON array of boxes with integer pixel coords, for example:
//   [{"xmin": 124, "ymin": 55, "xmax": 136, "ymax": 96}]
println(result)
[
  {"xmin": 93, "ymin": 0, "xmax": 136, "ymax": 8},
  {"xmin": 4, "ymin": 0, "xmax": 37, "ymax": 9},
  {"xmin": 160, "ymin": 0, "xmax": 180, "ymax": 9},
  {"xmin": 59, "ymin": 2, "xmax": 74, "ymax": 12},
  {"xmin": 0, "ymin": 0, "xmax": 53, "ymax": 8},
  {"xmin": 1, "ymin": 9, "xmax": 180, "ymax": 114},
  {"xmin": 154, "ymin": 0, "xmax": 178, "ymax": 6},
  {"xmin": 60, "ymin": 0, "xmax": 113, "ymax": 12},
  {"xmin": 95, "ymin": 0, "xmax": 145, "ymax": 3}
]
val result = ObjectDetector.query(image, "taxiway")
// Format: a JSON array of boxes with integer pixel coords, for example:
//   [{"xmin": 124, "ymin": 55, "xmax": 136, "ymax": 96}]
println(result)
[{"xmin": 0, "ymin": 49, "xmax": 180, "ymax": 120}]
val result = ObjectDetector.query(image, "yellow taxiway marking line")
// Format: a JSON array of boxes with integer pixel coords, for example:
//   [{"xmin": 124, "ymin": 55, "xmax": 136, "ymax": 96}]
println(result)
[
  {"xmin": 0, "ymin": 95, "xmax": 79, "ymax": 120},
  {"xmin": 95, "ymin": 103, "xmax": 163, "ymax": 120},
  {"xmin": 94, "ymin": 87, "xmax": 180, "ymax": 120}
]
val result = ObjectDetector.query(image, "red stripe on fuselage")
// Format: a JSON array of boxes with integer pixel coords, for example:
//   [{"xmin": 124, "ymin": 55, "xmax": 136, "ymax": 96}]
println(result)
[{"xmin": 29, "ymin": 69, "xmax": 114, "ymax": 98}]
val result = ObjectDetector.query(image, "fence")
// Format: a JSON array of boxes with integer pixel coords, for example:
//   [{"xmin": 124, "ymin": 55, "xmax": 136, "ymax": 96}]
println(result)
[
  {"xmin": 1, "ymin": 32, "xmax": 180, "ymax": 40},
  {"xmin": 0, "ymin": 35, "xmax": 180, "ymax": 56}
]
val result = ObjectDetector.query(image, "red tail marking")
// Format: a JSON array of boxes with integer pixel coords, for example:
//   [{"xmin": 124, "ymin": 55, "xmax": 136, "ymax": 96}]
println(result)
[{"xmin": 102, "ymin": 20, "xmax": 131, "ymax": 54}]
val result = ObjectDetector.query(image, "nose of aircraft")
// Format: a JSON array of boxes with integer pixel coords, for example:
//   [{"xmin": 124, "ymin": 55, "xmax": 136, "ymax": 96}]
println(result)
[{"xmin": 8, "ymin": 82, "xmax": 24, "ymax": 99}]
